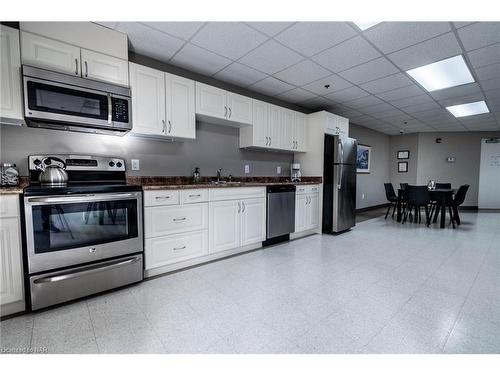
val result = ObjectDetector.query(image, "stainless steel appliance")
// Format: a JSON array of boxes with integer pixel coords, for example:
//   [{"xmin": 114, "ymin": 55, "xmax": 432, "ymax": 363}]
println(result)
[
  {"xmin": 291, "ymin": 163, "xmax": 302, "ymax": 183},
  {"xmin": 23, "ymin": 154, "xmax": 143, "ymax": 310},
  {"xmin": 323, "ymin": 134, "xmax": 357, "ymax": 233},
  {"xmin": 22, "ymin": 65, "xmax": 131, "ymax": 135},
  {"xmin": 36, "ymin": 156, "xmax": 69, "ymax": 186},
  {"xmin": 264, "ymin": 185, "xmax": 296, "ymax": 246}
]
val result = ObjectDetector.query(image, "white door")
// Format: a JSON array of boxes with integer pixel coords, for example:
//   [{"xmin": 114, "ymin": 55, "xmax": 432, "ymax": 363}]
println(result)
[
  {"xmin": 80, "ymin": 49, "xmax": 129, "ymax": 86},
  {"xmin": 165, "ymin": 73, "xmax": 195, "ymax": 139},
  {"xmin": 227, "ymin": 92, "xmax": 252, "ymax": 124},
  {"xmin": 268, "ymin": 104, "xmax": 281, "ymax": 149},
  {"xmin": 240, "ymin": 198, "xmax": 266, "ymax": 246},
  {"xmin": 252, "ymin": 99, "xmax": 269, "ymax": 147},
  {"xmin": 129, "ymin": 63, "xmax": 166, "ymax": 136},
  {"xmin": 21, "ymin": 31, "xmax": 81, "ymax": 76},
  {"xmin": 0, "ymin": 218, "xmax": 23, "ymax": 306},
  {"xmin": 294, "ymin": 112, "xmax": 307, "ymax": 152},
  {"xmin": 281, "ymin": 108, "xmax": 295, "ymax": 150},
  {"xmin": 307, "ymin": 194, "xmax": 319, "ymax": 229},
  {"xmin": 294, "ymin": 194, "xmax": 308, "ymax": 232},
  {"xmin": 195, "ymin": 82, "xmax": 227, "ymax": 119},
  {"xmin": 0, "ymin": 26, "xmax": 23, "ymax": 124},
  {"xmin": 209, "ymin": 200, "xmax": 241, "ymax": 253}
]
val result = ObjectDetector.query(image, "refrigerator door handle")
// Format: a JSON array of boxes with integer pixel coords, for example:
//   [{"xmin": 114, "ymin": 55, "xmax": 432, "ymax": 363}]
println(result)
[
  {"xmin": 339, "ymin": 140, "xmax": 344, "ymax": 164},
  {"xmin": 337, "ymin": 164, "xmax": 342, "ymax": 189}
]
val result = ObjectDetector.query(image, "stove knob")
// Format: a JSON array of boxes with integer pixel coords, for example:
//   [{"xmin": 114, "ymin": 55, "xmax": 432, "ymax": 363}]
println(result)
[
  {"xmin": 116, "ymin": 162, "xmax": 123, "ymax": 168},
  {"xmin": 108, "ymin": 161, "xmax": 115, "ymax": 167},
  {"xmin": 44, "ymin": 158, "xmax": 52, "ymax": 165},
  {"xmin": 33, "ymin": 159, "xmax": 42, "ymax": 166}
]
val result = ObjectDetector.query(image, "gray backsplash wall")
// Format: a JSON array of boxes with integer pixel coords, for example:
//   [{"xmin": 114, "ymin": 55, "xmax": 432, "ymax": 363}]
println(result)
[{"xmin": 0, "ymin": 122, "xmax": 293, "ymax": 177}]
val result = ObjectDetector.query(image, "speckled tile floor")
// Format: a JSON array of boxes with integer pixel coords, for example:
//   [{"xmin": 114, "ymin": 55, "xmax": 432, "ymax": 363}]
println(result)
[{"xmin": 1, "ymin": 211, "xmax": 499, "ymax": 354}]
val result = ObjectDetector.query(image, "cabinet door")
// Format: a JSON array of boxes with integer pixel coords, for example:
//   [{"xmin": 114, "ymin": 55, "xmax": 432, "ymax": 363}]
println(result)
[
  {"xmin": 0, "ymin": 26, "xmax": 23, "ymax": 124},
  {"xmin": 165, "ymin": 73, "xmax": 195, "ymax": 139},
  {"xmin": 307, "ymin": 194, "xmax": 319, "ymax": 229},
  {"xmin": 268, "ymin": 104, "xmax": 282, "ymax": 149},
  {"xmin": 252, "ymin": 99, "xmax": 269, "ymax": 147},
  {"xmin": 129, "ymin": 63, "xmax": 166, "ymax": 136},
  {"xmin": 209, "ymin": 200, "xmax": 240, "ymax": 253},
  {"xmin": 281, "ymin": 108, "xmax": 295, "ymax": 150},
  {"xmin": 294, "ymin": 194, "xmax": 308, "ymax": 233},
  {"xmin": 240, "ymin": 198, "xmax": 266, "ymax": 246},
  {"xmin": 227, "ymin": 92, "xmax": 252, "ymax": 124},
  {"xmin": 0, "ymin": 218, "xmax": 23, "ymax": 306},
  {"xmin": 195, "ymin": 82, "xmax": 227, "ymax": 119},
  {"xmin": 21, "ymin": 31, "xmax": 81, "ymax": 76},
  {"xmin": 294, "ymin": 112, "xmax": 307, "ymax": 152},
  {"xmin": 80, "ymin": 48, "xmax": 129, "ymax": 86}
]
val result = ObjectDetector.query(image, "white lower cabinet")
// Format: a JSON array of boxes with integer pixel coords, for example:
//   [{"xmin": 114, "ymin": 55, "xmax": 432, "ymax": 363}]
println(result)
[
  {"xmin": 294, "ymin": 194, "xmax": 308, "ymax": 233},
  {"xmin": 295, "ymin": 185, "xmax": 320, "ymax": 233},
  {"xmin": 208, "ymin": 200, "xmax": 241, "ymax": 253}
]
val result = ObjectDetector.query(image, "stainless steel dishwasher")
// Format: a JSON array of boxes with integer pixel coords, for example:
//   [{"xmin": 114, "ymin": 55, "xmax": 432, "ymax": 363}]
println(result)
[{"xmin": 263, "ymin": 185, "xmax": 296, "ymax": 246}]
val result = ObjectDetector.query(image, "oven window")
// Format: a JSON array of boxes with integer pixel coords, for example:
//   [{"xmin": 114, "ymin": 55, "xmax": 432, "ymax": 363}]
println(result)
[
  {"xmin": 27, "ymin": 81, "xmax": 108, "ymax": 120},
  {"xmin": 31, "ymin": 199, "xmax": 138, "ymax": 253}
]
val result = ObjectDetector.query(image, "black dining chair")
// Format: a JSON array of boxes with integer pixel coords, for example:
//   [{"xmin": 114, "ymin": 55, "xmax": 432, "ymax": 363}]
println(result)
[
  {"xmin": 448, "ymin": 184, "xmax": 470, "ymax": 226},
  {"xmin": 384, "ymin": 183, "xmax": 398, "ymax": 220},
  {"xmin": 402, "ymin": 185, "xmax": 431, "ymax": 225},
  {"xmin": 399, "ymin": 183, "xmax": 409, "ymax": 218}
]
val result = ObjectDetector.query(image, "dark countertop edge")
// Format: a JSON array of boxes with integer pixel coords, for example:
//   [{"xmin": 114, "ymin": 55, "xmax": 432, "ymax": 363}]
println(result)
[{"xmin": 141, "ymin": 181, "xmax": 322, "ymax": 190}]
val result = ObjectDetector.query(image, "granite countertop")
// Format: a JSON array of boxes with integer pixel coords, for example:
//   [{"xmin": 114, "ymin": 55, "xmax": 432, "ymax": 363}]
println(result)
[{"xmin": 0, "ymin": 178, "xmax": 28, "ymax": 195}]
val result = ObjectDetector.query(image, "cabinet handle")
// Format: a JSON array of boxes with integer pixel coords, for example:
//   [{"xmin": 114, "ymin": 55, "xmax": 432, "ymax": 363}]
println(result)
[
  {"xmin": 242, "ymin": 201, "xmax": 245, "ymax": 213},
  {"xmin": 188, "ymin": 194, "xmax": 201, "ymax": 198},
  {"xmin": 269, "ymin": 137, "xmax": 271, "ymax": 146},
  {"xmin": 224, "ymin": 106, "xmax": 228, "ymax": 118},
  {"xmin": 168, "ymin": 120, "xmax": 172, "ymax": 134},
  {"xmin": 173, "ymin": 246, "xmax": 186, "ymax": 251},
  {"xmin": 75, "ymin": 58, "xmax": 79, "ymax": 75},
  {"xmin": 155, "ymin": 195, "xmax": 170, "ymax": 200},
  {"xmin": 237, "ymin": 202, "xmax": 241, "ymax": 213},
  {"xmin": 265, "ymin": 136, "xmax": 268, "ymax": 146},
  {"xmin": 228, "ymin": 107, "xmax": 232, "ymax": 118},
  {"xmin": 84, "ymin": 61, "xmax": 88, "ymax": 77},
  {"xmin": 173, "ymin": 217, "xmax": 186, "ymax": 222},
  {"xmin": 162, "ymin": 119, "xmax": 166, "ymax": 133}
]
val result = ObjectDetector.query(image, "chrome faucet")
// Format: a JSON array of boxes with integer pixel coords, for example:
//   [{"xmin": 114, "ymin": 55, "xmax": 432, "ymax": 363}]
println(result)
[{"xmin": 217, "ymin": 168, "xmax": 222, "ymax": 182}]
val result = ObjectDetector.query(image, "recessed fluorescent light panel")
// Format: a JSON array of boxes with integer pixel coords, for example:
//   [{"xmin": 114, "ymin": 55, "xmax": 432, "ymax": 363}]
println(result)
[
  {"xmin": 446, "ymin": 101, "xmax": 489, "ymax": 117},
  {"xmin": 406, "ymin": 55, "xmax": 474, "ymax": 92},
  {"xmin": 353, "ymin": 22, "xmax": 381, "ymax": 31}
]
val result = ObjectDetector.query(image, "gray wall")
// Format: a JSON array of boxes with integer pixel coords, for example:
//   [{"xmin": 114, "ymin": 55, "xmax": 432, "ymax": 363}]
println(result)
[
  {"xmin": 389, "ymin": 133, "xmax": 420, "ymax": 188},
  {"xmin": 0, "ymin": 122, "xmax": 293, "ymax": 177},
  {"xmin": 349, "ymin": 123, "xmax": 391, "ymax": 209}
]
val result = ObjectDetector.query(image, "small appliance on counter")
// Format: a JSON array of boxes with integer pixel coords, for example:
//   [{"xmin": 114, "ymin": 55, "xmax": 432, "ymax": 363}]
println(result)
[
  {"xmin": 193, "ymin": 167, "xmax": 201, "ymax": 184},
  {"xmin": 0, "ymin": 163, "xmax": 19, "ymax": 186},
  {"xmin": 291, "ymin": 163, "xmax": 302, "ymax": 182},
  {"xmin": 22, "ymin": 154, "xmax": 143, "ymax": 311}
]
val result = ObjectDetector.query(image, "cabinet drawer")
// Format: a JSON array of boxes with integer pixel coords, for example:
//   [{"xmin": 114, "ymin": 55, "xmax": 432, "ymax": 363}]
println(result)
[
  {"xmin": 144, "ymin": 190, "xmax": 179, "ymax": 207},
  {"xmin": 296, "ymin": 185, "xmax": 319, "ymax": 195},
  {"xmin": 145, "ymin": 230, "xmax": 208, "ymax": 270},
  {"xmin": 145, "ymin": 203, "xmax": 208, "ymax": 238},
  {"xmin": 307, "ymin": 185, "xmax": 319, "ymax": 194},
  {"xmin": 0, "ymin": 195, "xmax": 20, "ymax": 218},
  {"xmin": 209, "ymin": 187, "xmax": 265, "ymax": 202},
  {"xmin": 180, "ymin": 189, "xmax": 209, "ymax": 204}
]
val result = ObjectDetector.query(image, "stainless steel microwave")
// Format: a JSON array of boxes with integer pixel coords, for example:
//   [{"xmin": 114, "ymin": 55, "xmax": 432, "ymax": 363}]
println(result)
[{"xmin": 23, "ymin": 65, "xmax": 132, "ymax": 135}]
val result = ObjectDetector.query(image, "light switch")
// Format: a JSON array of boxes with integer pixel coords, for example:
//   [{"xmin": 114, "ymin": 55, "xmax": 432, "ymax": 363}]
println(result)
[
  {"xmin": 244, "ymin": 165, "xmax": 250, "ymax": 174},
  {"xmin": 131, "ymin": 159, "xmax": 140, "ymax": 171},
  {"xmin": 276, "ymin": 166, "xmax": 281, "ymax": 174}
]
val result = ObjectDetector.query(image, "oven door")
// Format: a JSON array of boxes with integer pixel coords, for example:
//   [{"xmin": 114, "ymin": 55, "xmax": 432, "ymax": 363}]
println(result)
[{"xmin": 24, "ymin": 191, "xmax": 143, "ymax": 274}]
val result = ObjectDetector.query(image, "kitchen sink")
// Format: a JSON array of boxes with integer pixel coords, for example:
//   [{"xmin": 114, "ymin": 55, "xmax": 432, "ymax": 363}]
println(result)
[{"xmin": 209, "ymin": 181, "xmax": 241, "ymax": 185}]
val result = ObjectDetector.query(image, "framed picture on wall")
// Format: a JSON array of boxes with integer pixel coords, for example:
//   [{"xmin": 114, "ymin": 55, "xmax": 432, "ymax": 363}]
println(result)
[
  {"xmin": 357, "ymin": 144, "xmax": 371, "ymax": 173},
  {"xmin": 398, "ymin": 161, "xmax": 408, "ymax": 173},
  {"xmin": 397, "ymin": 150, "xmax": 410, "ymax": 159}
]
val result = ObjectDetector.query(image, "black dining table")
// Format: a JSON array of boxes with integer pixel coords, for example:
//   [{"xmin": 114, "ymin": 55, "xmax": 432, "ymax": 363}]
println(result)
[{"xmin": 396, "ymin": 187, "xmax": 457, "ymax": 228}]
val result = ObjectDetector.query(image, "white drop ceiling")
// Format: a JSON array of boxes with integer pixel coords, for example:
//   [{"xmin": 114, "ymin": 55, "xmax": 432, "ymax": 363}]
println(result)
[{"xmin": 97, "ymin": 21, "xmax": 500, "ymax": 135}]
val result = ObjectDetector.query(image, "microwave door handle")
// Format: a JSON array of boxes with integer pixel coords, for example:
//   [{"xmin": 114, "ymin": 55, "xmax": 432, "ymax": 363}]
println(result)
[{"xmin": 107, "ymin": 93, "xmax": 112, "ymax": 124}]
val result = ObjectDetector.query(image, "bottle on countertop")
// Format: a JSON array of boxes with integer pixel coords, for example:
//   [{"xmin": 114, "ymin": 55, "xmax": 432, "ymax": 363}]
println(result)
[
  {"xmin": 0, "ymin": 163, "xmax": 19, "ymax": 186},
  {"xmin": 193, "ymin": 167, "xmax": 201, "ymax": 184}
]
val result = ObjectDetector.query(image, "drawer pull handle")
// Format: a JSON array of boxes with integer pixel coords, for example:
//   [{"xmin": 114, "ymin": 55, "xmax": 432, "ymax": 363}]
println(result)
[
  {"xmin": 188, "ymin": 194, "xmax": 201, "ymax": 198},
  {"xmin": 173, "ymin": 217, "xmax": 186, "ymax": 222},
  {"xmin": 155, "ymin": 196, "xmax": 171, "ymax": 200},
  {"xmin": 173, "ymin": 246, "xmax": 186, "ymax": 251}
]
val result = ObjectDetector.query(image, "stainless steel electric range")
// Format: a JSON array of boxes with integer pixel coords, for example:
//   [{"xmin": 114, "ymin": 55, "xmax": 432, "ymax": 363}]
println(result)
[{"xmin": 22, "ymin": 154, "xmax": 143, "ymax": 310}]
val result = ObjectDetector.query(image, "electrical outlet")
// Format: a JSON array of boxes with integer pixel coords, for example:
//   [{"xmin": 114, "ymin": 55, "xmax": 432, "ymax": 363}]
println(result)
[
  {"xmin": 362, "ymin": 193, "xmax": 365, "ymax": 200},
  {"xmin": 276, "ymin": 166, "xmax": 281, "ymax": 174},
  {"xmin": 131, "ymin": 159, "xmax": 140, "ymax": 171},
  {"xmin": 244, "ymin": 165, "xmax": 250, "ymax": 174}
]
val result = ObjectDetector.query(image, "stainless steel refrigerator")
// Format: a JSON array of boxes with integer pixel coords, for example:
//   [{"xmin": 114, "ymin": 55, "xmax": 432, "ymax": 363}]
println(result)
[{"xmin": 323, "ymin": 134, "xmax": 357, "ymax": 233}]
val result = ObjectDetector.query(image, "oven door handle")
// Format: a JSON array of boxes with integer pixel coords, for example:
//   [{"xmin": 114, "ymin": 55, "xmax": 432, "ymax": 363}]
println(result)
[
  {"xmin": 27, "ymin": 192, "xmax": 139, "ymax": 204},
  {"xmin": 32, "ymin": 256, "xmax": 142, "ymax": 284}
]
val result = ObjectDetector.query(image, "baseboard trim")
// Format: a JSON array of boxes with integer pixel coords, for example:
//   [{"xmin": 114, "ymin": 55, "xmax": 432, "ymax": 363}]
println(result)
[
  {"xmin": 356, "ymin": 203, "xmax": 390, "ymax": 213},
  {"xmin": 460, "ymin": 206, "xmax": 478, "ymax": 211}
]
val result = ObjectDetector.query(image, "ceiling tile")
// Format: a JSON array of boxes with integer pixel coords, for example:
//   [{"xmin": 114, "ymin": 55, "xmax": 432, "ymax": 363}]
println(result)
[
  {"xmin": 457, "ymin": 22, "xmax": 500, "ymax": 51},
  {"xmin": 298, "ymin": 96, "xmax": 335, "ymax": 110},
  {"xmin": 437, "ymin": 93, "xmax": 486, "ymax": 107},
  {"xmin": 475, "ymin": 62, "xmax": 500, "ymax": 81},
  {"xmin": 274, "ymin": 22, "xmax": 357, "ymax": 57},
  {"xmin": 324, "ymin": 86, "xmax": 370, "ymax": 103},
  {"xmin": 273, "ymin": 60, "xmax": 331, "ymax": 86},
  {"xmin": 479, "ymin": 77, "xmax": 500, "ymax": 91},
  {"xmin": 338, "ymin": 57, "xmax": 399, "ymax": 84},
  {"xmin": 170, "ymin": 44, "xmax": 231, "ymax": 76},
  {"xmin": 95, "ymin": 22, "xmax": 118, "ymax": 29},
  {"xmin": 344, "ymin": 95, "xmax": 384, "ymax": 109},
  {"xmin": 429, "ymin": 83, "xmax": 482, "ymax": 100},
  {"xmin": 311, "ymin": 36, "xmax": 381, "ymax": 73},
  {"xmin": 248, "ymin": 76, "xmax": 295, "ymax": 96},
  {"xmin": 141, "ymin": 22, "xmax": 205, "ymax": 40},
  {"xmin": 239, "ymin": 40, "xmax": 304, "ymax": 75},
  {"xmin": 358, "ymin": 102, "xmax": 396, "ymax": 114},
  {"xmin": 388, "ymin": 33, "xmax": 462, "ymax": 71},
  {"xmin": 376, "ymin": 84, "xmax": 425, "ymax": 101},
  {"xmin": 302, "ymin": 74, "xmax": 352, "ymax": 95},
  {"xmin": 213, "ymin": 62, "xmax": 267, "ymax": 87},
  {"xmin": 116, "ymin": 22, "xmax": 185, "ymax": 61},
  {"xmin": 402, "ymin": 101, "xmax": 442, "ymax": 114},
  {"xmin": 467, "ymin": 43, "xmax": 500, "ymax": 68},
  {"xmin": 245, "ymin": 22, "xmax": 294, "ymax": 37},
  {"xmin": 485, "ymin": 88, "xmax": 500, "ymax": 100},
  {"xmin": 389, "ymin": 93, "xmax": 434, "ymax": 108},
  {"xmin": 276, "ymin": 88, "xmax": 318, "ymax": 103},
  {"xmin": 453, "ymin": 22, "xmax": 476, "ymax": 29},
  {"xmin": 190, "ymin": 22, "xmax": 267, "ymax": 60},
  {"xmin": 359, "ymin": 73, "xmax": 413, "ymax": 94},
  {"xmin": 364, "ymin": 22, "xmax": 451, "ymax": 54},
  {"xmin": 372, "ymin": 108, "xmax": 407, "ymax": 119}
]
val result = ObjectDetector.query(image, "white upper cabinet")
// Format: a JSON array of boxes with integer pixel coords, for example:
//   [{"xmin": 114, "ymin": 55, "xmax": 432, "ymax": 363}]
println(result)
[
  {"xmin": 80, "ymin": 48, "xmax": 129, "ymax": 86},
  {"xmin": 165, "ymin": 73, "xmax": 195, "ymax": 139},
  {"xmin": 294, "ymin": 112, "xmax": 307, "ymax": 152},
  {"xmin": 129, "ymin": 63, "xmax": 166, "ymax": 136},
  {"xmin": 281, "ymin": 108, "xmax": 295, "ymax": 150},
  {"xmin": 251, "ymin": 99, "xmax": 269, "ymax": 147},
  {"xmin": 268, "ymin": 104, "xmax": 282, "ymax": 149},
  {"xmin": 21, "ymin": 31, "xmax": 81, "ymax": 76},
  {"xmin": 195, "ymin": 82, "xmax": 227, "ymax": 120},
  {"xmin": 227, "ymin": 92, "xmax": 252, "ymax": 124},
  {"xmin": 0, "ymin": 25, "xmax": 23, "ymax": 125}
]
